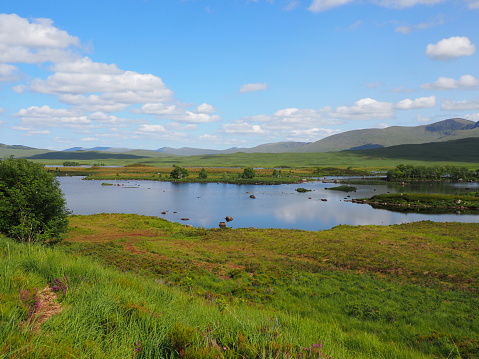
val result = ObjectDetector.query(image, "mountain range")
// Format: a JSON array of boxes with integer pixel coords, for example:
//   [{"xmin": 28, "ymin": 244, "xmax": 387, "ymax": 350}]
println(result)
[{"xmin": 1, "ymin": 118, "xmax": 478, "ymax": 158}]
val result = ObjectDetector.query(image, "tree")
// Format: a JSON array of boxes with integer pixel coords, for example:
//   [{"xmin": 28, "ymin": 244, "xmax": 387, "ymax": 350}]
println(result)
[
  {"xmin": 198, "ymin": 168, "xmax": 208, "ymax": 179},
  {"xmin": 242, "ymin": 167, "xmax": 256, "ymax": 179},
  {"xmin": 0, "ymin": 158, "xmax": 69, "ymax": 243},
  {"xmin": 170, "ymin": 165, "xmax": 189, "ymax": 179}
]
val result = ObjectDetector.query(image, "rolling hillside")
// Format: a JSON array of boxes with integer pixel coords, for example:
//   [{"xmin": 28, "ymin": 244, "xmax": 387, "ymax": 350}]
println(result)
[
  {"xmin": 292, "ymin": 118, "xmax": 479, "ymax": 152},
  {"xmin": 354, "ymin": 137, "xmax": 479, "ymax": 163}
]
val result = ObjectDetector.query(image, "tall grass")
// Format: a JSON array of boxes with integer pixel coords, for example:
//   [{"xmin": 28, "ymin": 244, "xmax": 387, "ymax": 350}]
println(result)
[{"xmin": 2, "ymin": 214, "xmax": 479, "ymax": 358}]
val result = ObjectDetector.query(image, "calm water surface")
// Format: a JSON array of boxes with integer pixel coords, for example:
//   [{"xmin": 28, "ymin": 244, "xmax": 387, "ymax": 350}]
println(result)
[{"xmin": 59, "ymin": 176, "xmax": 479, "ymax": 231}]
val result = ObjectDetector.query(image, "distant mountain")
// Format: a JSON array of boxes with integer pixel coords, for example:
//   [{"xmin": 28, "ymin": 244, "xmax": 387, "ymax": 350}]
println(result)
[
  {"xmin": 27, "ymin": 151, "xmax": 148, "ymax": 160},
  {"xmin": 2, "ymin": 118, "xmax": 478, "ymax": 159},
  {"xmin": 291, "ymin": 118, "xmax": 479, "ymax": 153},
  {"xmin": 157, "ymin": 141, "xmax": 308, "ymax": 156},
  {"xmin": 63, "ymin": 146, "xmax": 138, "ymax": 153}
]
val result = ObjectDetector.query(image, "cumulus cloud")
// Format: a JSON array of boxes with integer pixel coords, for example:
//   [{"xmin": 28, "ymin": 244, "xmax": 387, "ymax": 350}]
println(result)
[
  {"xmin": 196, "ymin": 103, "xmax": 216, "ymax": 114},
  {"xmin": 426, "ymin": 36, "xmax": 476, "ymax": 60},
  {"xmin": 30, "ymin": 58, "xmax": 172, "ymax": 100},
  {"xmin": 0, "ymin": 63, "xmax": 18, "ymax": 82},
  {"xmin": 239, "ymin": 83, "xmax": 267, "ymax": 93},
  {"xmin": 330, "ymin": 98, "xmax": 395, "ymax": 120},
  {"xmin": 395, "ymin": 96, "xmax": 436, "ymax": 110},
  {"xmin": 421, "ymin": 75, "xmax": 479, "ymax": 90},
  {"xmin": 135, "ymin": 124, "xmax": 167, "ymax": 133},
  {"xmin": 0, "ymin": 14, "xmax": 80, "ymax": 64},
  {"xmin": 222, "ymin": 122, "xmax": 267, "ymax": 134},
  {"xmin": 15, "ymin": 105, "xmax": 91, "ymax": 128},
  {"xmin": 138, "ymin": 102, "xmax": 220, "ymax": 124},
  {"xmin": 465, "ymin": 113, "xmax": 479, "ymax": 121},
  {"xmin": 286, "ymin": 128, "xmax": 341, "ymax": 142},
  {"xmin": 441, "ymin": 99, "xmax": 479, "ymax": 111},
  {"xmin": 221, "ymin": 107, "xmax": 341, "ymax": 142},
  {"xmin": 134, "ymin": 124, "xmax": 188, "ymax": 140}
]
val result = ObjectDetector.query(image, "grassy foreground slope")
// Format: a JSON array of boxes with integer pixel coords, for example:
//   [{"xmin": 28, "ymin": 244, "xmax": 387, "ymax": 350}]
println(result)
[{"xmin": 2, "ymin": 214, "xmax": 478, "ymax": 358}]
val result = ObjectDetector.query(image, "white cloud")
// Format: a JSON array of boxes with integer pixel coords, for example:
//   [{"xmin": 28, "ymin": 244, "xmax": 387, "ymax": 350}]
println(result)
[
  {"xmin": 137, "ymin": 103, "xmax": 179, "ymax": 116},
  {"xmin": 199, "ymin": 134, "xmax": 221, "ymax": 141},
  {"xmin": 134, "ymin": 124, "xmax": 188, "ymax": 140},
  {"xmin": 377, "ymin": 0, "xmax": 444, "ymax": 8},
  {"xmin": 394, "ymin": 16, "xmax": 445, "ymax": 34},
  {"xmin": 330, "ymin": 98, "xmax": 395, "ymax": 120},
  {"xmin": 396, "ymin": 96, "xmax": 436, "ymax": 110},
  {"xmin": 421, "ymin": 75, "xmax": 479, "ymax": 90},
  {"xmin": 441, "ymin": 99, "xmax": 479, "ymax": 111},
  {"xmin": 52, "ymin": 57, "xmax": 122, "ymax": 75},
  {"xmin": 308, "ymin": 0, "xmax": 354, "ymax": 12},
  {"xmin": 15, "ymin": 105, "xmax": 91, "ymax": 128},
  {"xmin": 221, "ymin": 107, "xmax": 341, "ymax": 142},
  {"xmin": 465, "ymin": 113, "xmax": 479, "ymax": 121},
  {"xmin": 138, "ymin": 103, "xmax": 220, "ymax": 123},
  {"xmin": 286, "ymin": 128, "xmax": 341, "ymax": 142},
  {"xmin": 426, "ymin": 36, "xmax": 476, "ymax": 60},
  {"xmin": 196, "ymin": 103, "xmax": 216, "ymax": 114},
  {"xmin": 223, "ymin": 122, "xmax": 267, "ymax": 135},
  {"xmin": 0, "ymin": 63, "xmax": 18, "ymax": 82},
  {"xmin": 285, "ymin": 0, "xmax": 300, "ymax": 10},
  {"xmin": 31, "ymin": 60, "xmax": 172, "ymax": 99},
  {"xmin": 81, "ymin": 137, "xmax": 98, "ymax": 141},
  {"xmin": 59, "ymin": 94, "xmax": 129, "ymax": 113},
  {"xmin": 0, "ymin": 14, "xmax": 79, "ymax": 64},
  {"xmin": 466, "ymin": 0, "xmax": 479, "ymax": 8},
  {"xmin": 178, "ymin": 111, "xmax": 220, "ymax": 123},
  {"xmin": 239, "ymin": 82, "xmax": 267, "ymax": 93},
  {"xmin": 136, "ymin": 124, "xmax": 167, "ymax": 133}
]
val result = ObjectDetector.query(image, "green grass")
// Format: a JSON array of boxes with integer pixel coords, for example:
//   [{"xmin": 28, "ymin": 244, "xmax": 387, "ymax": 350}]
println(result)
[
  {"xmin": 20, "ymin": 151, "xmax": 479, "ymax": 170},
  {"xmin": 357, "ymin": 193, "xmax": 479, "ymax": 213},
  {"xmin": 2, "ymin": 215, "xmax": 479, "ymax": 358}
]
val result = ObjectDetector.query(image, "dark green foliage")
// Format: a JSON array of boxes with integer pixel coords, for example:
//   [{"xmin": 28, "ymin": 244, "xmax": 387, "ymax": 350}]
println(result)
[
  {"xmin": 241, "ymin": 167, "xmax": 256, "ymax": 179},
  {"xmin": 296, "ymin": 187, "xmax": 312, "ymax": 192},
  {"xmin": 198, "ymin": 168, "xmax": 208, "ymax": 179},
  {"xmin": 326, "ymin": 185, "xmax": 357, "ymax": 192},
  {"xmin": 0, "ymin": 158, "xmax": 69, "ymax": 243},
  {"xmin": 387, "ymin": 164, "xmax": 477, "ymax": 181},
  {"xmin": 170, "ymin": 164, "xmax": 189, "ymax": 179},
  {"xmin": 62, "ymin": 161, "xmax": 80, "ymax": 166}
]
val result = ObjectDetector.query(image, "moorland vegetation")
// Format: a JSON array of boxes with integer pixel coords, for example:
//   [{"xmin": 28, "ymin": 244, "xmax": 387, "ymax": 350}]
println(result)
[
  {"xmin": 1, "ymin": 148, "xmax": 479, "ymax": 358},
  {"xmin": 1, "ymin": 214, "xmax": 478, "ymax": 358}
]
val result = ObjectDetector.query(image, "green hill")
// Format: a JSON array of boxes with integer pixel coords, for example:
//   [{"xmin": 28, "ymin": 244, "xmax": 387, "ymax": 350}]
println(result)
[
  {"xmin": 292, "ymin": 118, "xmax": 479, "ymax": 152},
  {"xmin": 354, "ymin": 137, "xmax": 479, "ymax": 162},
  {"xmin": 0, "ymin": 143, "xmax": 52, "ymax": 158}
]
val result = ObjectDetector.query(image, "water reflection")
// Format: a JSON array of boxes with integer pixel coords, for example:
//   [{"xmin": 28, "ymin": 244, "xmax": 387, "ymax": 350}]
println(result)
[{"xmin": 58, "ymin": 177, "xmax": 479, "ymax": 231}]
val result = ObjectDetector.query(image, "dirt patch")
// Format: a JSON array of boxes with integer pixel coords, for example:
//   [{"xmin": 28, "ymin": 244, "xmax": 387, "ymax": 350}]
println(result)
[{"xmin": 21, "ymin": 286, "xmax": 63, "ymax": 332}]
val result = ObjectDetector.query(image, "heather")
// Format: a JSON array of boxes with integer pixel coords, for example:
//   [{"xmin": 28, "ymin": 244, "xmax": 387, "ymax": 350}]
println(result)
[{"xmin": 2, "ymin": 215, "xmax": 478, "ymax": 358}]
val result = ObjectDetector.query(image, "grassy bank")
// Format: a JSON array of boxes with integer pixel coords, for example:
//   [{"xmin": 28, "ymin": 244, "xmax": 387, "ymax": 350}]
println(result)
[
  {"xmin": 51, "ymin": 164, "xmax": 370, "ymax": 184},
  {"xmin": 355, "ymin": 193, "xmax": 479, "ymax": 213},
  {"xmin": 29, "ymin": 150, "xmax": 479, "ymax": 170},
  {"xmin": 2, "ymin": 214, "xmax": 477, "ymax": 358}
]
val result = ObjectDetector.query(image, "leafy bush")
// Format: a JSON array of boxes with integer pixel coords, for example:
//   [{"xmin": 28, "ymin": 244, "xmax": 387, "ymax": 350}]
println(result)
[
  {"xmin": 198, "ymin": 168, "xmax": 208, "ymax": 179},
  {"xmin": 0, "ymin": 158, "xmax": 69, "ymax": 243},
  {"xmin": 241, "ymin": 167, "xmax": 256, "ymax": 179},
  {"xmin": 170, "ymin": 165, "xmax": 190, "ymax": 179}
]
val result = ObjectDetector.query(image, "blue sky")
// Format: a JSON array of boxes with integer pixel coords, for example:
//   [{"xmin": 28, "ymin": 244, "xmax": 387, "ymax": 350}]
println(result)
[{"xmin": 0, "ymin": 0, "xmax": 478, "ymax": 150}]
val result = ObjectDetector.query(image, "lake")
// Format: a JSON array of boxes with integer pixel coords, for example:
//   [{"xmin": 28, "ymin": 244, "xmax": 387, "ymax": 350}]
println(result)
[{"xmin": 58, "ymin": 176, "xmax": 479, "ymax": 231}]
